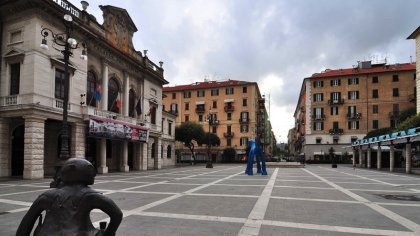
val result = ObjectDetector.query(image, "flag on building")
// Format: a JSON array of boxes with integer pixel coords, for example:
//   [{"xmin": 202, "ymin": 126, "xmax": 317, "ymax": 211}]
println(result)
[
  {"xmin": 95, "ymin": 84, "xmax": 102, "ymax": 101},
  {"xmin": 136, "ymin": 98, "xmax": 142, "ymax": 115},
  {"xmin": 116, "ymin": 99, "xmax": 121, "ymax": 110}
]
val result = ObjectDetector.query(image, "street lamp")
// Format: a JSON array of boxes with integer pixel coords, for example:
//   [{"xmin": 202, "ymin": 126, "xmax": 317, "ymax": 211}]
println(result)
[
  {"xmin": 40, "ymin": 11, "xmax": 87, "ymax": 188},
  {"xmin": 206, "ymin": 109, "xmax": 218, "ymax": 168}
]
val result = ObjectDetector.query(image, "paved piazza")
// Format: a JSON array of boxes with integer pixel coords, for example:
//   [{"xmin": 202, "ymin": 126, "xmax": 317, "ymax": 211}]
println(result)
[{"xmin": 1, "ymin": 165, "xmax": 420, "ymax": 236}]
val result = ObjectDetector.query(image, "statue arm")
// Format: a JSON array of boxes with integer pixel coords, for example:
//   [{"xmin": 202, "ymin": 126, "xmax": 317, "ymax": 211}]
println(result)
[
  {"xmin": 16, "ymin": 195, "xmax": 49, "ymax": 236},
  {"xmin": 91, "ymin": 194, "xmax": 123, "ymax": 236}
]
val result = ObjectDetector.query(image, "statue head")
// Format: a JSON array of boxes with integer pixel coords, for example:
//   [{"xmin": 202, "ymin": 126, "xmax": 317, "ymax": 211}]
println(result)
[{"xmin": 60, "ymin": 158, "xmax": 96, "ymax": 185}]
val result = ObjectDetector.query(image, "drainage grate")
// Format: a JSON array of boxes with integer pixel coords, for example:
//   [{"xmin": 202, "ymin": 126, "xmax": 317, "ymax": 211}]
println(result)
[{"xmin": 375, "ymin": 194, "xmax": 420, "ymax": 201}]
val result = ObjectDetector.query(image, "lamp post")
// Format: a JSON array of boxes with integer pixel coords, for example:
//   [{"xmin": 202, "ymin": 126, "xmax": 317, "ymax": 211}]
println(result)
[
  {"xmin": 40, "ymin": 11, "xmax": 87, "ymax": 188},
  {"xmin": 206, "ymin": 109, "xmax": 218, "ymax": 168}
]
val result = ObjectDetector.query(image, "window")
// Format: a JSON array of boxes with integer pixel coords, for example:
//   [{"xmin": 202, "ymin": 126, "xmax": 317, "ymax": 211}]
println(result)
[
  {"xmin": 167, "ymin": 145, "xmax": 172, "ymax": 159},
  {"xmin": 150, "ymin": 105, "xmax": 157, "ymax": 124},
  {"xmin": 227, "ymin": 138, "xmax": 232, "ymax": 146},
  {"xmin": 170, "ymin": 104, "xmax": 177, "ymax": 113},
  {"xmin": 348, "ymin": 121, "xmax": 359, "ymax": 130},
  {"xmin": 185, "ymin": 115, "xmax": 189, "ymax": 122},
  {"xmin": 227, "ymin": 112, "xmax": 232, "ymax": 121},
  {"xmin": 392, "ymin": 88, "xmax": 399, "ymax": 97},
  {"xmin": 197, "ymin": 90, "xmax": 205, "ymax": 97},
  {"xmin": 348, "ymin": 77, "xmax": 359, "ymax": 85},
  {"xmin": 373, "ymin": 120, "xmax": 379, "ymax": 129},
  {"xmin": 333, "ymin": 121, "xmax": 339, "ymax": 130},
  {"xmin": 373, "ymin": 105, "xmax": 379, "ymax": 114},
  {"xmin": 313, "ymin": 81, "xmax": 323, "ymax": 88},
  {"xmin": 212, "ymin": 101, "xmax": 217, "ymax": 109},
  {"xmin": 313, "ymin": 107, "xmax": 324, "ymax": 119},
  {"xmin": 108, "ymin": 78, "xmax": 120, "ymax": 113},
  {"xmin": 55, "ymin": 68, "xmax": 66, "ymax": 100},
  {"xmin": 331, "ymin": 106, "xmax": 338, "ymax": 115},
  {"xmin": 330, "ymin": 79, "xmax": 341, "ymax": 86},
  {"xmin": 211, "ymin": 89, "xmax": 219, "ymax": 96},
  {"xmin": 243, "ymin": 87, "xmax": 247, "ymax": 93},
  {"xmin": 240, "ymin": 137, "xmax": 248, "ymax": 146},
  {"xmin": 331, "ymin": 92, "xmax": 341, "ymax": 101},
  {"xmin": 392, "ymin": 74, "xmax": 399, "ymax": 82},
  {"xmin": 199, "ymin": 115, "xmax": 203, "ymax": 122},
  {"xmin": 185, "ymin": 103, "xmax": 189, "ymax": 111},
  {"xmin": 390, "ymin": 120, "xmax": 398, "ymax": 128},
  {"xmin": 129, "ymin": 89, "xmax": 136, "ymax": 117},
  {"xmin": 183, "ymin": 91, "xmax": 191, "ymax": 98},
  {"xmin": 86, "ymin": 71, "xmax": 97, "ymax": 107},
  {"xmin": 347, "ymin": 106, "xmax": 357, "ymax": 116},
  {"xmin": 150, "ymin": 88, "xmax": 157, "ymax": 97},
  {"xmin": 313, "ymin": 93, "xmax": 323, "ymax": 102},
  {"xmin": 240, "ymin": 125, "xmax": 248, "ymax": 133},
  {"xmin": 372, "ymin": 76, "xmax": 378, "ymax": 83},
  {"xmin": 9, "ymin": 30, "xmax": 22, "ymax": 44},
  {"xmin": 172, "ymin": 93, "xmax": 176, "ymax": 99},
  {"xmin": 212, "ymin": 126, "xmax": 217, "ymax": 133},
  {"xmin": 168, "ymin": 122, "xmax": 172, "ymax": 135},
  {"xmin": 316, "ymin": 138, "xmax": 322, "ymax": 144},
  {"xmin": 348, "ymin": 91, "xmax": 359, "ymax": 100},
  {"xmin": 226, "ymin": 87, "xmax": 234, "ymax": 95},
  {"xmin": 372, "ymin": 89, "xmax": 378, "ymax": 98},
  {"xmin": 333, "ymin": 138, "xmax": 339, "ymax": 144},
  {"xmin": 313, "ymin": 122, "xmax": 323, "ymax": 131},
  {"xmin": 10, "ymin": 63, "xmax": 20, "ymax": 95},
  {"xmin": 393, "ymin": 104, "xmax": 399, "ymax": 112},
  {"xmin": 242, "ymin": 98, "xmax": 247, "ymax": 107}
]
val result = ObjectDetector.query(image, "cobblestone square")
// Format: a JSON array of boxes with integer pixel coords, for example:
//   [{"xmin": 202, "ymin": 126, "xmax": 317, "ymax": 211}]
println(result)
[{"xmin": 1, "ymin": 165, "xmax": 420, "ymax": 235}]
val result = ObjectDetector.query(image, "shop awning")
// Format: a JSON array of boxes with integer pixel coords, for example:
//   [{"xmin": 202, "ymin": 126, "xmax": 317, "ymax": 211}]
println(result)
[
  {"xmin": 195, "ymin": 101, "xmax": 205, "ymax": 105},
  {"xmin": 224, "ymin": 99, "xmax": 234, "ymax": 103}
]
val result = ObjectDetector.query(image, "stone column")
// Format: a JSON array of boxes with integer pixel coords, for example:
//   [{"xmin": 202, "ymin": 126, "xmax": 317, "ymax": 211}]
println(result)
[
  {"xmin": 71, "ymin": 123, "xmax": 86, "ymax": 158},
  {"xmin": 406, "ymin": 143, "xmax": 412, "ymax": 174},
  {"xmin": 101, "ymin": 63, "xmax": 109, "ymax": 110},
  {"xmin": 390, "ymin": 144, "xmax": 395, "ymax": 172},
  {"xmin": 123, "ymin": 71, "xmax": 130, "ymax": 117},
  {"xmin": 359, "ymin": 149, "xmax": 363, "ymax": 166},
  {"xmin": 23, "ymin": 116, "xmax": 45, "ymax": 179},
  {"xmin": 377, "ymin": 144, "xmax": 382, "ymax": 170},
  {"xmin": 120, "ymin": 142, "xmax": 129, "ymax": 172},
  {"xmin": 352, "ymin": 149, "xmax": 356, "ymax": 166},
  {"xmin": 98, "ymin": 138, "xmax": 108, "ymax": 174},
  {"xmin": 142, "ymin": 142, "xmax": 148, "ymax": 170},
  {"xmin": 367, "ymin": 146, "xmax": 371, "ymax": 169},
  {"xmin": 0, "ymin": 118, "xmax": 10, "ymax": 177},
  {"xmin": 156, "ymin": 139, "xmax": 162, "ymax": 169}
]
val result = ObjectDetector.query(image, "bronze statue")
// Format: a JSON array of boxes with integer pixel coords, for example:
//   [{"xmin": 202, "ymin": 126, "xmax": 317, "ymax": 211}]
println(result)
[{"xmin": 16, "ymin": 158, "xmax": 123, "ymax": 236}]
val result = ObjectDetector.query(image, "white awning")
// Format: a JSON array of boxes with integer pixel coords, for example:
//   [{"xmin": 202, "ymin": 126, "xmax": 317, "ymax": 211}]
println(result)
[
  {"xmin": 313, "ymin": 152, "xmax": 324, "ymax": 155},
  {"xmin": 224, "ymin": 99, "xmax": 234, "ymax": 103},
  {"xmin": 195, "ymin": 101, "xmax": 205, "ymax": 105}
]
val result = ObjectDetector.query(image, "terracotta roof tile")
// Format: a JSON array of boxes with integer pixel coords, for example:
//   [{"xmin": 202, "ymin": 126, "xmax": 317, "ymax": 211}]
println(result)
[{"xmin": 163, "ymin": 80, "xmax": 253, "ymax": 92}]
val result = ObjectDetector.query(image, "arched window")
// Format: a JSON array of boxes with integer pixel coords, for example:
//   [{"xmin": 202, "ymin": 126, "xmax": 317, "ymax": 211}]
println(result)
[
  {"xmin": 87, "ymin": 71, "xmax": 97, "ymax": 107},
  {"xmin": 108, "ymin": 78, "xmax": 120, "ymax": 113},
  {"xmin": 167, "ymin": 145, "xmax": 172, "ymax": 159},
  {"xmin": 129, "ymin": 89, "xmax": 136, "ymax": 117}
]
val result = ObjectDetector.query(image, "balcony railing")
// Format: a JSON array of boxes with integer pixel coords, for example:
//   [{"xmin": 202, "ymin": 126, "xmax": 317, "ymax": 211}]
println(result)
[
  {"xmin": 328, "ymin": 99, "xmax": 344, "ymax": 105},
  {"xmin": 389, "ymin": 111, "xmax": 400, "ymax": 119},
  {"xmin": 239, "ymin": 117, "xmax": 249, "ymax": 124},
  {"xmin": 329, "ymin": 128, "xmax": 344, "ymax": 135},
  {"xmin": 195, "ymin": 107, "xmax": 205, "ymax": 113},
  {"xmin": 223, "ymin": 132, "xmax": 234, "ymax": 138},
  {"xmin": 2, "ymin": 95, "xmax": 20, "ymax": 106},
  {"xmin": 224, "ymin": 105, "xmax": 234, "ymax": 112},
  {"xmin": 168, "ymin": 109, "xmax": 178, "ymax": 116},
  {"xmin": 54, "ymin": 99, "xmax": 71, "ymax": 111},
  {"xmin": 347, "ymin": 112, "xmax": 362, "ymax": 120},
  {"xmin": 311, "ymin": 114, "xmax": 326, "ymax": 121}
]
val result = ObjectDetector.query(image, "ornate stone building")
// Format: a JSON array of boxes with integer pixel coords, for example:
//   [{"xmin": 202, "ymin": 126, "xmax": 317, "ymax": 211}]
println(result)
[{"xmin": 0, "ymin": 0, "xmax": 175, "ymax": 179}]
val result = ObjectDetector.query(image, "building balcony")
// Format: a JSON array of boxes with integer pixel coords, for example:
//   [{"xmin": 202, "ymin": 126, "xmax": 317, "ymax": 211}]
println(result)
[
  {"xmin": 195, "ymin": 107, "xmax": 206, "ymax": 113},
  {"xmin": 168, "ymin": 109, "xmax": 178, "ymax": 116},
  {"xmin": 328, "ymin": 99, "xmax": 344, "ymax": 105},
  {"xmin": 311, "ymin": 114, "xmax": 326, "ymax": 121},
  {"xmin": 389, "ymin": 111, "xmax": 400, "ymax": 119},
  {"xmin": 239, "ymin": 117, "xmax": 249, "ymax": 124},
  {"xmin": 223, "ymin": 132, "xmax": 234, "ymax": 138},
  {"xmin": 224, "ymin": 105, "xmax": 234, "ymax": 112},
  {"xmin": 347, "ymin": 113, "xmax": 361, "ymax": 120},
  {"xmin": 329, "ymin": 128, "xmax": 344, "ymax": 135}
]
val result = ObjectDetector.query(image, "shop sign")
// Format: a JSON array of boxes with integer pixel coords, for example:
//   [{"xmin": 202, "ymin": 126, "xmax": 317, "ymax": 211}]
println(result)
[
  {"xmin": 88, "ymin": 116, "xmax": 148, "ymax": 143},
  {"xmin": 352, "ymin": 127, "xmax": 420, "ymax": 146}
]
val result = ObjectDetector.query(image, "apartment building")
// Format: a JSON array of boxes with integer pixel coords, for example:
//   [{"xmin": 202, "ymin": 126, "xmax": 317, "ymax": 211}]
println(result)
[
  {"xmin": 162, "ymin": 80, "xmax": 272, "ymax": 162},
  {"xmin": 291, "ymin": 61, "xmax": 416, "ymax": 160},
  {"xmin": 0, "ymin": 0, "xmax": 174, "ymax": 179}
]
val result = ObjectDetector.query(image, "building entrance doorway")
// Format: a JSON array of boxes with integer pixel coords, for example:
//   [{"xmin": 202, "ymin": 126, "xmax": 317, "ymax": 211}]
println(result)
[
  {"xmin": 11, "ymin": 125, "xmax": 24, "ymax": 176},
  {"xmin": 86, "ymin": 138, "xmax": 97, "ymax": 168}
]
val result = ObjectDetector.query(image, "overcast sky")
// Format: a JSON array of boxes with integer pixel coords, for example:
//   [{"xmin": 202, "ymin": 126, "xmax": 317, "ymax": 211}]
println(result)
[{"xmin": 70, "ymin": 0, "xmax": 420, "ymax": 143}]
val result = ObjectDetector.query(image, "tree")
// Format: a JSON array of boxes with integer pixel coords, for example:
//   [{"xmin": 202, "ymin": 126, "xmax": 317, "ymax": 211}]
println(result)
[
  {"xmin": 364, "ymin": 127, "xmax": 394, "ymax": 139},
  {"xmin": 175, "ymin": 122, "xmax": 205, "ymax": 162},
  {"xmin": 222, "ymin": 148, "xmax": 236, "ymax": 163},
  {"xmin": 396, "ymin": 113, "xmax": 420, "ymax": 131},
  {"xmin": 198, "ymin": 132, "xmax": 221, "ymax": 147}
]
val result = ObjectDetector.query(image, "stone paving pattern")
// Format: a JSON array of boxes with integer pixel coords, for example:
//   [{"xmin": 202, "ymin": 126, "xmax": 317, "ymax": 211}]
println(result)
[{"xmin": 1, "ymin": 165, "xmax": 420, "ymax": 235}]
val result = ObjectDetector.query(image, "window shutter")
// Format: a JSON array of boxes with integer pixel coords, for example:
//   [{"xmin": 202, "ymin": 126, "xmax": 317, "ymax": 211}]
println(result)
[
  {"xmin": 321, "ymin": 107, "xmax": 324, "ymax": 115},
  {"xmin": 321, "ymin": 81, "xmax": 323, "ymax": 87},
  {"xmin": 356, "ymin": 78, "xmax": 359, "ymax": 84},
  {"xmin": 356, "ymin": 121, "xmax": 359, "ymax": 129},
  {"xmin": 330, "ymin": 80, "xmax": 333, "ymax": 86},
  {"xmin": 348, "ymin": 121, "xmax": 351, "ymax": 129},
  {"xmin": 348, "ymin": 91, "xmax": 351, "ymax": 99},
  {"xmin": 313, "ymin": 94, "xmax": 316, "ymax": 101},
  {"xmin": 313, "ymin": 108, "xmax": 316, "ymax": 115},
  {"xmin": 348, "ymin": 78, "xmax": 351, "ymax": 85},
  {"xmin": 321, "ymin": 122, "xmax": 324, "ymax": 130},
  {"xmin": 321, "ymin": 94, "xmax": 323, "ymax": 101},
  {"xmin": 356, "ymin": 91, "xmax": 359, "ymax": 99},
  {"xmin": 313, "ymin": 81, "xmax": 317, "ymax": 87},
  {"xmin": 338, "ymin": 79, "xmax": 341, "ymax": 85},
  {"xmin": 313, "ymin": 122, "xmax": 316, "ymax": 131}
]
